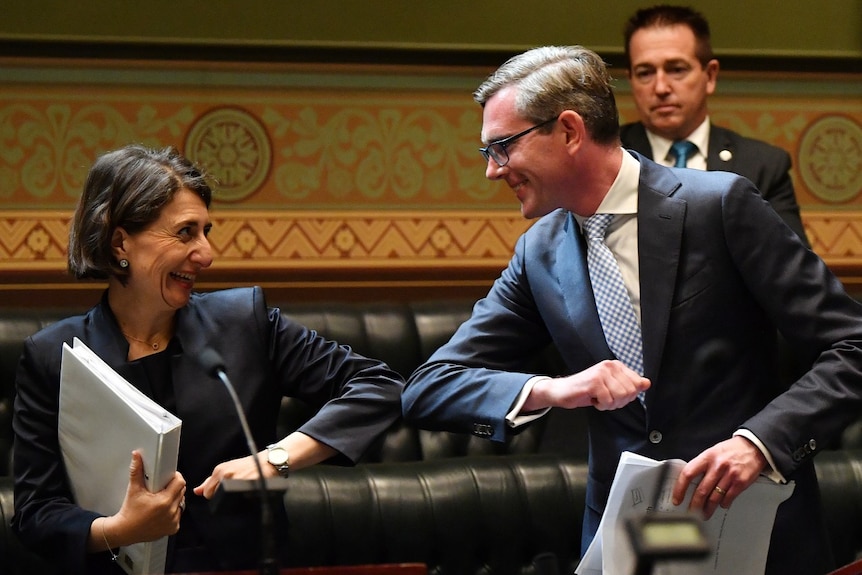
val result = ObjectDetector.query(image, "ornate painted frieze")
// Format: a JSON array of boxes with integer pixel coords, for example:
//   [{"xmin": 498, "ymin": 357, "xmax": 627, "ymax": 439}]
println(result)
[{"xmin": 1, "ymin": 63, "xmax": 861, "ymax": 286}]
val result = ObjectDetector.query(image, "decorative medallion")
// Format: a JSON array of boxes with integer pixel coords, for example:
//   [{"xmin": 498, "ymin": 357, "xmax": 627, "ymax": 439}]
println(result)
[
  {"xmin": 185, "ymin": 107, "xmax": 272, "ymax": 202},
  {"xmin": 798, "ymin": 115, "xmax": 862, "ymax": 203}
]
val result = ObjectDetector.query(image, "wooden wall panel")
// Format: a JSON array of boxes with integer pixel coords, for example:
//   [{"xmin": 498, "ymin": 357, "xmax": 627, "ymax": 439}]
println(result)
[{"xmin": 1, "ymin": 59, "xmax": 861, "ymax": 306}]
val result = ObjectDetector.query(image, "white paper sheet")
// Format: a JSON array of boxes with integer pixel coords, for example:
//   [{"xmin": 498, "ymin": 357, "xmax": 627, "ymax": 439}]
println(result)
[{"xmin": 576, "ymin": 451, "xmax": 794, "ymax": 575}]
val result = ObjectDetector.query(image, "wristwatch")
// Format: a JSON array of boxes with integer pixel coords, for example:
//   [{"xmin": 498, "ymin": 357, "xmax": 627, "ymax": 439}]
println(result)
[{"xmin": 266, "ymin": 444, "xmax": 290, "ymax": 478}]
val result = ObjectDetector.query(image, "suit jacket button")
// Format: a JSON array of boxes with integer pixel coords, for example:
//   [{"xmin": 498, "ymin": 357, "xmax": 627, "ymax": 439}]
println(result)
[{"xmin": 648, "ymin": 430, "xmax": 663, "ymax": 444}]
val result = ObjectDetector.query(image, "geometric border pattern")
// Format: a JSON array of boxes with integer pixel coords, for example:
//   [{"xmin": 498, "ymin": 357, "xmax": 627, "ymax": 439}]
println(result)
[
  {"xmin": 0, "ymin": 210, "xmax": 531, "ymax": 272},
  {"xmin": 4, "ymin": 209, "xmax": 862, "ymax": 274}
]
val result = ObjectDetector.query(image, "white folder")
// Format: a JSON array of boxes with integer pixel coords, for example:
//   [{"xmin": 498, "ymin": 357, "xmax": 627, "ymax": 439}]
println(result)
[{"xmin": 59, "ymin": 337, "xmax": 182, "ymax": 575}]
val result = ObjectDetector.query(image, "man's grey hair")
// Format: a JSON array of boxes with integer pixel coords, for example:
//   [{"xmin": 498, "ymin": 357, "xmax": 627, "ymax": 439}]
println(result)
[{"xmin": 473, "ymin": 45, "xmax": 620, "ymax": 145}]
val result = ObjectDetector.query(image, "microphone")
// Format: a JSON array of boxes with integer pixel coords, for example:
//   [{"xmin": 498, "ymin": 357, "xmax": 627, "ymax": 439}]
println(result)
[
  {"xmin": 626, "ymin": 461, "xmax": 709, "ymax": 575},
  {"xmin": 194, "ymin": 347, "xmax": 282, "ymax": 575}
]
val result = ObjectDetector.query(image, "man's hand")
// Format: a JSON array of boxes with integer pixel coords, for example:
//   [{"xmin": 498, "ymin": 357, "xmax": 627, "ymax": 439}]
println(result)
[
  {"xmin": 672, "ymin": 436, "xmax": 768, "ymax": 519},
  {"xmin": 524, "ymin": 359, "xmax": 650, "ymax": 412}
]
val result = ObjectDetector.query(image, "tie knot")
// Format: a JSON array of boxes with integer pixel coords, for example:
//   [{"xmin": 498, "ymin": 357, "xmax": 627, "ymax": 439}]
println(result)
[
  {"xmin": 583, "ymin": 213, "xmax": 614, "ymax": 242},
  {"xmin": 670, "ymin": 140, "xmax": 697, "ymax": 168}
]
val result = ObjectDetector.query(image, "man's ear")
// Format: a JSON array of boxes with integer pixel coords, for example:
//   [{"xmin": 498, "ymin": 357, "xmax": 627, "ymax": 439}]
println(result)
[
  {"xmin": 704, "ymin": 58, "xmax": 720, "ymax": 95},
  {"xmin": 558, "ymin": 110, "xmax": 585, "ymax": 152}
]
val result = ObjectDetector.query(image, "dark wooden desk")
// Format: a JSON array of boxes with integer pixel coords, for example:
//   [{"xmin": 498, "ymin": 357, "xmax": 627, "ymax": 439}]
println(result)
[
  {"xmin": 182, "ymin": 564, "xmax": 427, "ymax": 575},
  {"xmin": 828, "ymin": 558, "xmax": 862, "ymax": 575}
]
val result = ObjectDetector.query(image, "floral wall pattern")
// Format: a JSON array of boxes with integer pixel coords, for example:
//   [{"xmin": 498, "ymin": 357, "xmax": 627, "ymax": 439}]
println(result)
[{"xmin": 1, "ymin": 60, "xmax": 861, "ymax": 303}]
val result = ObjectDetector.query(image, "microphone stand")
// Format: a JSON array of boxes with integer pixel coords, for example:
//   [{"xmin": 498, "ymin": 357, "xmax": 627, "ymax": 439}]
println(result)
[
  {"xmin": 625, "ymin": 462, "xmax": 709, "ymax": 575},
  {"xmin": 212, "ymin": 367, "xmax": 280, "ymax": 575}
]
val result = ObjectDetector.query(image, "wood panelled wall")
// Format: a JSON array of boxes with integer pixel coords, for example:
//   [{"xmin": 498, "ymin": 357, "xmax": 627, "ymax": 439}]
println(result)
[{"xmin": 1, "ymin": 57, "xmax": 861, "ymax": 307}]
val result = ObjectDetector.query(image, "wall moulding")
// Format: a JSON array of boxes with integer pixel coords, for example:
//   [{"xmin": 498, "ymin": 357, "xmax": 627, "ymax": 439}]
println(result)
[
  {"xmin": 3, "ymin": 209, "xmax": 862, "ymax": 272},
  {"xmin": 0, "ymin": 209, "xmax": 531, "ymax": 273},
  {"xmin": 2, "ymin": 209, "xmax": 862, "ymax": 301}
]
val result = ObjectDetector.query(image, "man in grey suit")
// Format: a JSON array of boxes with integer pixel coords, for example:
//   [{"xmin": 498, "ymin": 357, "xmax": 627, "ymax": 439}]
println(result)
[
  {"xmin": 620, "ymin": 4, "xmax": 809, "ymax": 246},
  {"xmin": 402, "ymin": 45, "xmax": 862, "ymax": 574}
]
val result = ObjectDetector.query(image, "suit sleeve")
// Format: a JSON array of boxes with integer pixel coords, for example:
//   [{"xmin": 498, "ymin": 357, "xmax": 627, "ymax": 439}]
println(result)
[
  {"xmin": 753, "ymin": 146, "xmax": 810, "ymax": 247},
  {"xmin": 12, "ymin": 334, "xmax": 106, "ymax": 572},
  {"xmin": 262, "ymin": 290, "xmax": 406, "ymax": 463},
  {"xmin": 720, "ymin": 181, "xmax": 862, "ymax": 475},
  {"xmin": 403, "ymin": 234, "xmax": 553, "ymax": 442}
]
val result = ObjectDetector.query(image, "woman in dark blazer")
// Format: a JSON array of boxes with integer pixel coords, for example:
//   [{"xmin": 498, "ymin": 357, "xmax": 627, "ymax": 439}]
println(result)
[{"xmin": 12, "ymin": 145, "xmax": 404, "ymax": 574}]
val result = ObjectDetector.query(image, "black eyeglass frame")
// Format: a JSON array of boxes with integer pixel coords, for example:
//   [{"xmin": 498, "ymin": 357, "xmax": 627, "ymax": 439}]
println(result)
[{"xmin": 479, "ymin": 116, "xmax": 559, "ymax": 167}]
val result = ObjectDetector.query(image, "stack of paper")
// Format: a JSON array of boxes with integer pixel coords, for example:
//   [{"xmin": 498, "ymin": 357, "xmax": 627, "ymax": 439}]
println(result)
[
  {"xmin": 59, "ymin": 338, "xmax": 182, "ymax": 575},
  {"xmin": 576, "ymin": 451, "xmax": 795, "ymax": 575}
]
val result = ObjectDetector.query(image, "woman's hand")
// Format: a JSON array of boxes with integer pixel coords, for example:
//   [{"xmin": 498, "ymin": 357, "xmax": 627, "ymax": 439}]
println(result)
[
  {"xmin": 193, "ymin": 453, "xmax": 273, "ymax": 500},
  {"xmin": 193, "ymin": 431, "xmax": 339, "ymax": 499},
  {"xmin": 91, "ymin": 450, "xmax": 186, "ymax": 552}
]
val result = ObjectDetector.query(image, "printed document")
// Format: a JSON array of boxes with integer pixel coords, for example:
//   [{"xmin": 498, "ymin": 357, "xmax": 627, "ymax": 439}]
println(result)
[
  {"xmin": 59, "ymin": 338, "xmax": 182, "ymax": 575},
  {"xmin": 576, "ymin": 451, "xmax": 794, "ymax": 575}
]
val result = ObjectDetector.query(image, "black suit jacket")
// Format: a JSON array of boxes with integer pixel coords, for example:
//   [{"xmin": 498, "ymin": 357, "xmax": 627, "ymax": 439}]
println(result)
[
  {"xmin": 12, "ymin": 287, "xmax": 404, "ymax": 574},
  {"xmin": 620, "ymin": 121, "xmax": 809, "ymax": 246},
  {"xmin": 403, "ymin": 153, "xmax": 862, "ymax": 574}
]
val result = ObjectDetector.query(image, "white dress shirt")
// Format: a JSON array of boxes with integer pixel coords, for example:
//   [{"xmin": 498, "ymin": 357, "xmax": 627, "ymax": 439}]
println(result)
[
  {"xmin": 645, "ymin": 117, "xmax": 710, "ymax": 170},
  {"xmin": 505, "ymin": 146, "xmax": 785, "ymax": 483}
]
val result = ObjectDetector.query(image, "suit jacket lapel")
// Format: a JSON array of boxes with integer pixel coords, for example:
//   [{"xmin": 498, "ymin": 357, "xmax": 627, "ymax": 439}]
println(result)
[
  {"xmin": 88, "ymin": 299, "xmax": 154, "ymax": 396},
  {"xmin": 634, "ymin": 155, "xmax": 687, "ymax": 384},
  {"xmin": 706, "ymin": 124, "xmax": 738, "ymax": 173},
  {"xmin": 171, "ymin": 304, "xmax": 221, "ymax": 416},
  {"xmin": 557, "ymin": 212, "xmax": 614, "ymax": 364}
]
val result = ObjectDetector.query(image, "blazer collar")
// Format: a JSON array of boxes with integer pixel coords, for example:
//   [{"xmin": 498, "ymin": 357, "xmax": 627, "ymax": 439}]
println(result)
[
  {"xmin": 630, "ymin": 152, "xmax": 687, "ymax": 382},
  {"xmin": 89, "ymin": 291, "xmax": 208, "ymax": 395}
]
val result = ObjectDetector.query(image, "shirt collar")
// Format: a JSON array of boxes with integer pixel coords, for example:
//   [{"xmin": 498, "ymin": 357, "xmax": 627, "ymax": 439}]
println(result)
[
  {"xmin": 645, "ymin": 116, "xmax": 710, "ymax": 164},
  {"xmin": 574, "ymin": 149, "xmax": 641, "ymax": 226}
]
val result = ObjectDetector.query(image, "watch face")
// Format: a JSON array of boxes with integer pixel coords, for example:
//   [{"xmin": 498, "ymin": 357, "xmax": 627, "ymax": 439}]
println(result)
[{"xmin": 268, "ymin": 446, "xmax": 289, "ymax": 466}]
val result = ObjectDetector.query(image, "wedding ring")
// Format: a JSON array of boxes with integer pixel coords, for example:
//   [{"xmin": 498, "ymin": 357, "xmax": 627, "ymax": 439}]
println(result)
[
  {"xmin": 179, "ymin": 498, "xmax": 186, "ymax": 512},
  {"xmin": 714, "ymin": 485, "xmax": 726, "ymax": 496}
]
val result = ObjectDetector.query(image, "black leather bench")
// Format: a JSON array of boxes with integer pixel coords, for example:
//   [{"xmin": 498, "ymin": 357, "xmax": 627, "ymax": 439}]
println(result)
[
  {"xmin": 2, "ymin": 450, "xmax": 862, "ymax": 575},
  {"xmin": 2, "ymin": 298, "xmax": 862, "ymax": 574}
]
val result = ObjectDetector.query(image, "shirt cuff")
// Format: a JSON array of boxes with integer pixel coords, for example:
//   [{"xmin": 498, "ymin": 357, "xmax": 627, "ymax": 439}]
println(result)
[
  {"xmin": 733, "ymin": 428, "xmax": 787, "ymax": 484},
  {"xmin": 506, "ymin": 376, "xmax": 552, "ymax": 428}
]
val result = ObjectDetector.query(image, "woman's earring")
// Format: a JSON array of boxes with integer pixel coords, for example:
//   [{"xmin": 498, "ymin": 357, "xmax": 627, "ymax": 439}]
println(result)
[{"xmin": 119, "ymin": 259, "xmax": 129, "ymax": 269}]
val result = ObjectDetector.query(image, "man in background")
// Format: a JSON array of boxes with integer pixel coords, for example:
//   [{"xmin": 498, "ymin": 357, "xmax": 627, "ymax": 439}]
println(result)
[{"xmin": 620, "ymin": 4, "xmax": 809, "ymax": 245}]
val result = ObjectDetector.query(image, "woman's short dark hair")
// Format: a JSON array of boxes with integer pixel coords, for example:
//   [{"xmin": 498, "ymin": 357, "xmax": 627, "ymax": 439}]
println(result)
[{"xmin": 68, "ymin": 144, "xmax": 212, "ymax": 282}]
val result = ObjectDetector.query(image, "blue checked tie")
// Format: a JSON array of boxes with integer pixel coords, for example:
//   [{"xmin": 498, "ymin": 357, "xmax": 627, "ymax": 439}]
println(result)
[
  {"xmin": 670, "ymin": 140, "xmax": 697, "ymax": 168},
  {"xmin": 582, "ymin": 214, "xmax": 645, "ymax": 402}
]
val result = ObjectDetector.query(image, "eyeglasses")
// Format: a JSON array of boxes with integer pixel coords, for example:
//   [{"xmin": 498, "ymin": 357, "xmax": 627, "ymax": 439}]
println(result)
[{"xmin": 479, "ymin": 116, "xmax": 558, "ymax": 167}]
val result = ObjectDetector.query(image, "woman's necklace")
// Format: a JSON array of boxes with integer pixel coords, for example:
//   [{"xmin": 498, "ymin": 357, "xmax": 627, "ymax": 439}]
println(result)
[{"xmin": 122, "ymin": 330, "xmax": 167, "ymax": 351}]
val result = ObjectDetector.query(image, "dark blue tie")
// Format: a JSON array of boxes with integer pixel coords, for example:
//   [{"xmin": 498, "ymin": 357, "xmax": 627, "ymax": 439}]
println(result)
[{"xmin": 670, "ymin": 140, "xmax": 697, "ymax": 168}]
